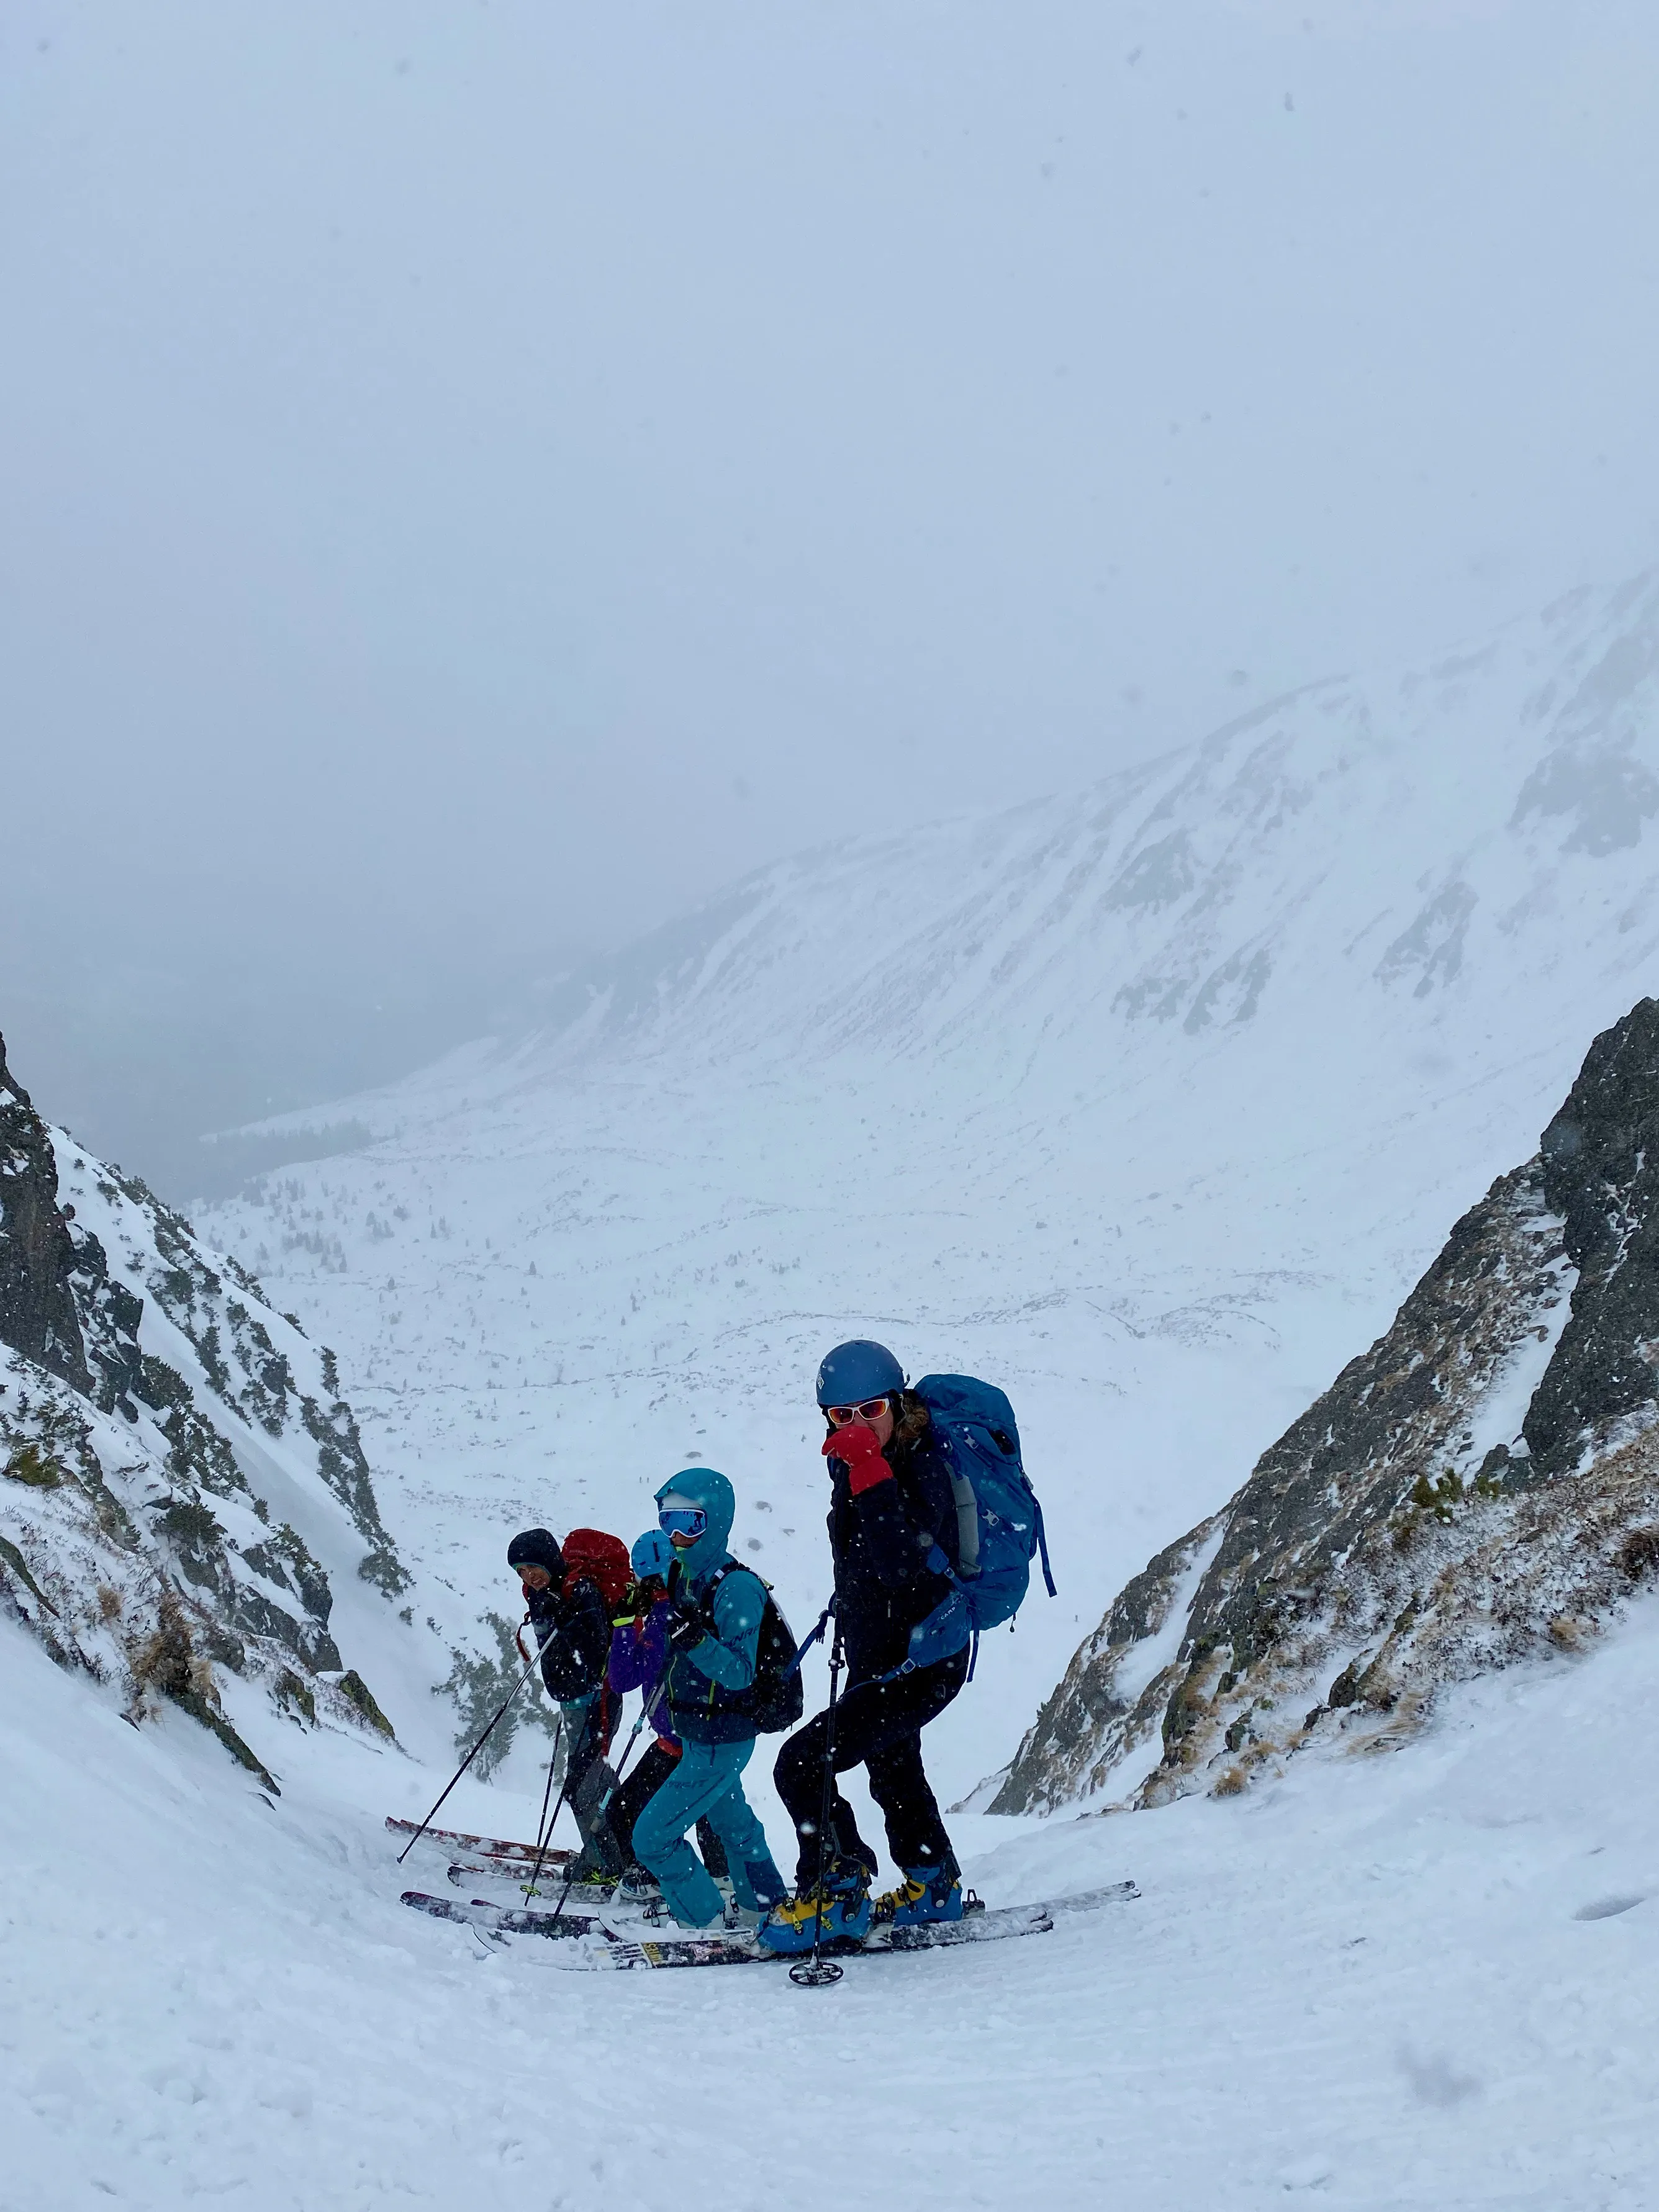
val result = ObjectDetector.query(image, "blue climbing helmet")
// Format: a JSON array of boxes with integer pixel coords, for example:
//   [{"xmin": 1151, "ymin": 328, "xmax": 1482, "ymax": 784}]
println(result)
[
  {"xmin": 815, "ymin": 1339, "xmax": 906, "ymax": 1409},
  {"xmin": 630, "ymin": 1527, "xmax": 676, "ymax": 1580}
]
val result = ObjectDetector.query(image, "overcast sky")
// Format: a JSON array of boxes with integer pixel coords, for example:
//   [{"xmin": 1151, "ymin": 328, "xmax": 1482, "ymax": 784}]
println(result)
[{"xmin": 3, "ymin": 0, "xmax": 1657, "ymax": 1193}]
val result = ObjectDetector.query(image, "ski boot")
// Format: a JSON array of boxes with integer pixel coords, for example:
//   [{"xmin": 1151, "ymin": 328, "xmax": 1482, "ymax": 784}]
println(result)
[
  {"xmin": 613, "ymin": 1863, "xmax": 663, "ymax": 1906},
  {"xmin": 756, "ymin": 1858, "xmax": 873, "ymax": 1954},
  {"xmin": 723, "ymin": 1856, "xmax": 787, "ymax": 1931},
  {"xmin": 873, "ymin": 1860, "xmax": 964, "ymax": 1929}
]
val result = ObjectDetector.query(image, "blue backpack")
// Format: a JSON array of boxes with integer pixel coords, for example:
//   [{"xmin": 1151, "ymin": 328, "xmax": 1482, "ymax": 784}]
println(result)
[{"xmin": 889, "ymin": 1374, "xmax": 1056, "ymax": 1678}]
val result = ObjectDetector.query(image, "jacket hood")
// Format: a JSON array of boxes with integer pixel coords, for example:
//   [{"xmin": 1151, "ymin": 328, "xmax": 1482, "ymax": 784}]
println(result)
[
  {"xmin": 507, "ymin": 1527, "xmax": 564, "ymax": 1578},
  {"xmin": 654, "ymin": 1466, "xmax": 736, "ymax": 1586}
]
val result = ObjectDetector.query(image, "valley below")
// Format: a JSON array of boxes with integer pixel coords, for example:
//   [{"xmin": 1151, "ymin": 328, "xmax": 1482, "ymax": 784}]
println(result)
[{"xmin": 9, "ymin": 576, "xmax": 1659, "ymax": 2210}]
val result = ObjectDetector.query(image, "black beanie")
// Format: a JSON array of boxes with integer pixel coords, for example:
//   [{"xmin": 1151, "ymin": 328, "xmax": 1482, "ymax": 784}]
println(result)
[{"xmin": 507, "ymin": 1527, "xmax": 564, "ymax": 1576}]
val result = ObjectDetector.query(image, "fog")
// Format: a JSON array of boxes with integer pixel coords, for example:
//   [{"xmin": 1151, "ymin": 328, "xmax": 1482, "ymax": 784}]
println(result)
[{"xmin": 3, "ymin": 0, "xmax": 1657, "ymax": 1197}]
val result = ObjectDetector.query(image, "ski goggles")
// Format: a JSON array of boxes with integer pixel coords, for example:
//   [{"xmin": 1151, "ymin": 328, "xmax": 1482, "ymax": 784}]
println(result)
[
  {"xmin": 658, "ymin": 1506, "xmax": 708, "ymax": 1539},
  {"xmin": 825, "ymin": 1397, "xmax": 891, "ymax": 1425}
]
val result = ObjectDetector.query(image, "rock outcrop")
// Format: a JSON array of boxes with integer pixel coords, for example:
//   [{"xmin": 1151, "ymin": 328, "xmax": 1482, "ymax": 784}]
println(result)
[
  {"xmin": 1, "ymin": 1035, "xmax": 91, "ymax": 1390},
  {"xmin": 995, "ymin": 998, "xmax": 1659, "ymax": 1813},
  {"xmin": 0, "ymin": 1029, "xmax": 410, "ymax": 1778}
]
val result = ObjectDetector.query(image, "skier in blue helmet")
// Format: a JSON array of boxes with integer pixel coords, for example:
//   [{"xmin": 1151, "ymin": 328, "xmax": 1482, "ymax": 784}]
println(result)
[
  {"xmin": 759, "ymin": 1340, "xmax": 969, "ymax": 1953},
  {"xmin": 606, "ymin": 1527, "xmax": 730, "ymax": 1891},
  {"xmin": 627, "ymin": 1468, "xmax": 788, "ymax": 1928}
]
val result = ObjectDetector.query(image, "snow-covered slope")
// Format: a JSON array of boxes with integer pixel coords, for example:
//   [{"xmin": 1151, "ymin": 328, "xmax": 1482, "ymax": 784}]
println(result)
[
  {"xmin": 7, "ymin": 1573, "xmax": 1659, "ymax": 2210},
  {"xmin": 202, "ymin": 574, "xmax": 1659, "ymax": 1803}
]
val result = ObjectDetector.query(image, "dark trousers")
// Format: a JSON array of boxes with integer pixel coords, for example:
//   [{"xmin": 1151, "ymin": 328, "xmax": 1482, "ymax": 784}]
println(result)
[
  {"xmin": 562, "ymin": 1695, "xmax": 626, "ymax": 1879},
  {"xmin": 612, "ymin": 1740, "xmax": 730, "ymax": 1879},
  {"xmin": 773, "ymin": 1646, "xmax": 969, "ymax": 1890}
]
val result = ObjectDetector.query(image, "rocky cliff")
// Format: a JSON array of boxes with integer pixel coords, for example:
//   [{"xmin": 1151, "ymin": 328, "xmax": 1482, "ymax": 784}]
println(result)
[
  {"xmin": 0, "ymin": 1031, "xmax": 409, "ymax": 1781},
  {"xmin": 994, "ymin": 997, "xmax": 1659, "ymax": 1813},
  {"xmin": 0, "ymin": 1036, "xmax": 91, "ymax": 1390}
]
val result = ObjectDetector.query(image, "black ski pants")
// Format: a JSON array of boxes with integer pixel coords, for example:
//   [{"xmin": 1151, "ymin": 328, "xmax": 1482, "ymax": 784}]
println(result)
[
  {"xmin": 773, "ymin": 1645, "xmax": 970, "ymax": 1891},
  {"xmin": 612, "ymin": 1741, "xmax": 729, "ymax": 1879},
  {"xmin": 562, "ymin": 1694, "xmax": 626, "ymax": 1880}
]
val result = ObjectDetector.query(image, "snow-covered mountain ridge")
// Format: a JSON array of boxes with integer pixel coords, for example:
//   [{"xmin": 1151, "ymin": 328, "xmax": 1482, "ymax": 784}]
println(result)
[
  {"xmin": 204, "ymin": 573, "xmax": 1659, "ymax": 1803},
  {"xmin": 299, "ymin": 569, "xmax": 1659, "ymax": 1088}
]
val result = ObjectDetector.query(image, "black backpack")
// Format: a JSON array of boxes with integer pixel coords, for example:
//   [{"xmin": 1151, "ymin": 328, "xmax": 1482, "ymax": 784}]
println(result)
[{"xmin": 700, "ymin": 1564, "xmax": 804, "ymax": 1734}]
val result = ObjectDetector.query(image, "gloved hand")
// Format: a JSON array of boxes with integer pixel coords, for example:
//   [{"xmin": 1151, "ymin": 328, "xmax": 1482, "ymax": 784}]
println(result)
[
  {"xmin": 823, "ymin": 1420, "xmax": 893, "ymax": 1496},
  {"xmin": 666, "ymin": 1596, "xmax": 710, "ymax": 1653},
  {"xmin": 618, "ymin": 1576, "xmax": 663, "ymax": 1622}
]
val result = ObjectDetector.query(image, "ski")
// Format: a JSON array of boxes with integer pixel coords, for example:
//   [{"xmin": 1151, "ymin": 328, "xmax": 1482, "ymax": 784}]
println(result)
[
  {"xmin": 1044, "ymin": 1880, "xmax": 1140, "ymax": 1915},
  {"xmin": 400, "ymin": 1892, "xmax": 605, "ymax": 1940},
  {"xmin": 538, "ymin": 1883, "xmax": 1139, "ymax": 1970},
  {"xmin": 385, "ymin": 1816, "xmax": 572, "ymax": 1869},
  {"xmin": 443, "ymin": 1859, "xmax": 589, "ymax": 1892},
  {"xmin": 402, "ymin": 1876, "xmax": 1138, "ymax": 1962},
  {"xmin": 585, "ymin": 1900, "xmax": 1054, "ymax": 1970}
]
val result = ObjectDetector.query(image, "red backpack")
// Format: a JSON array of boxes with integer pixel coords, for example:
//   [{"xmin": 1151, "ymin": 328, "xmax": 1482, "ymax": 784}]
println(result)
[{"xmin": 561, "ymin": 1528, "xmax": 633, "ymax": 1614}]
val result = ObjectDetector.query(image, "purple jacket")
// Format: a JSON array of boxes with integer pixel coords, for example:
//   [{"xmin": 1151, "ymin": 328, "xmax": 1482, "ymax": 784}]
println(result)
[{"xmin": 608, "ymin": 1604, "xmax": 675, "ymax": 1743}]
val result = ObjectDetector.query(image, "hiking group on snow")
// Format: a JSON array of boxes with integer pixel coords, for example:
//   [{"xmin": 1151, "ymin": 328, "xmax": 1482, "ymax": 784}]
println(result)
[{"xmin": 479, "ymin": 1338, "xmax": 1053, "ymax": 1958}]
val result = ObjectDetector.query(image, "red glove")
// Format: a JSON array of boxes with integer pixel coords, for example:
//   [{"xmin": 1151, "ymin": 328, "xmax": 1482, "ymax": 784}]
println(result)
[{"xmin": 823, "ymin": 1422, "xmax": 893, "ymax": 1496}]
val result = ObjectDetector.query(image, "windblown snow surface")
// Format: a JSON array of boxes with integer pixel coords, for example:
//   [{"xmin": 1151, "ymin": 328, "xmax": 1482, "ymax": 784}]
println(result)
[
  {"xmin": 6, "ymin": 1591, "xmax": 1659, "ymax": 2209},
  {"xmin": 9, "ymin": 577, "xmax": 1659, "ymax": 2208}
]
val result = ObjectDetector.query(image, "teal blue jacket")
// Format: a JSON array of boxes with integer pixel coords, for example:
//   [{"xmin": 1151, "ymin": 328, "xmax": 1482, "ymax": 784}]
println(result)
[{"xmin": 656, "ymin": 1466, "xmax": 768, "ymax": 1744}]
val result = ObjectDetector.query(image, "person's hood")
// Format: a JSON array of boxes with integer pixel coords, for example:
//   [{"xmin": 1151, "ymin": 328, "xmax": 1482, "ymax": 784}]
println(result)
[
  {"xmin": 654, "ymin": 1466, "xmax": 736, "ymax": 1587},
  {"xmin": 507, "ymin": 1527, "xmax": 564, "ymax": 1578}
]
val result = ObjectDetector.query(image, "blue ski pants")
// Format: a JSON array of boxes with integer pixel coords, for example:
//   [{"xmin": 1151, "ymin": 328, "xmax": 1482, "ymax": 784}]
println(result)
[{"xmin": 630, "ymin": 1736, "xmax": 785, "ymax": 1928}]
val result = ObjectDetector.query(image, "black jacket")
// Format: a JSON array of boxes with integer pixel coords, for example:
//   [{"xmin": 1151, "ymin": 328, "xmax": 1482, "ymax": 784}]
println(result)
[
  {"xmin": 826, "ymin": 1415, "xmax": 961, "ymax": 1682},
  {"xmin": 524, "ymin": 1574, "xmax": 611, "ymax": 1704}
]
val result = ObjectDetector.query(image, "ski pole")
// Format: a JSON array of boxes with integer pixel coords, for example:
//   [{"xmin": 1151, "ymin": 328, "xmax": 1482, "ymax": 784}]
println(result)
[
  {"xmin": 590, "ymin": 1653, "xmax": 680, "ymax": 1914},
  {"xmin": 520, "ymin": 1717, "xmax": 567, "ymax": 1900},
  {"xmin": 396, "ymin": 1625, "xmax": 554, "ymax": 1864},
  {"xmin": 542, "ymin": 1661, "xmax": 671, "ymax": 1926},
  {"xmin": 541, "ymin": 1696, "xmax": 608, "ymax": 1926},
  {"xmin": 790, "ymin": 1628, "xmax": 846, "ymax": 1990},
  {"xmin": 522, "ymin": 1715, "xmax": 579, "ymax": 1903}
]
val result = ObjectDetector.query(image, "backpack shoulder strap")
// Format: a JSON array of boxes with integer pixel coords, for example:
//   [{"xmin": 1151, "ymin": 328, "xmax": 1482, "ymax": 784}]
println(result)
[
  {"xmin": 703, "ymin": 1560, "xmax": 771, "ymax": 1597},
  {"xmin": 689, "ymin": 1560, "xmax": 768, "ymax": 1638}
]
